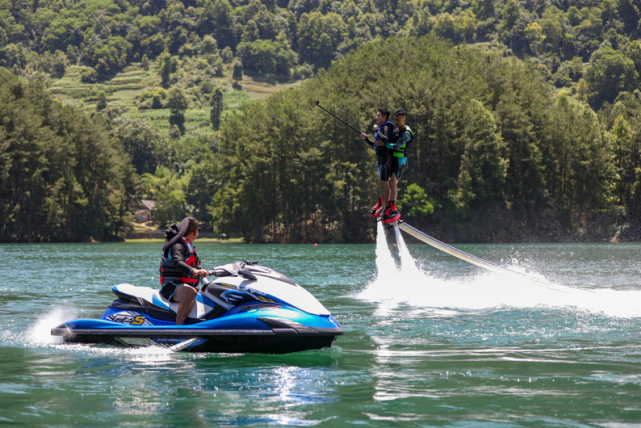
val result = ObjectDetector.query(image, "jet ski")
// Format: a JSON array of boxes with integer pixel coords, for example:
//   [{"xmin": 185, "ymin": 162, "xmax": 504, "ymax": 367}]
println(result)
[{"xmin": 51, "ymin": 261, "xmax": 344, "ymax": 353}]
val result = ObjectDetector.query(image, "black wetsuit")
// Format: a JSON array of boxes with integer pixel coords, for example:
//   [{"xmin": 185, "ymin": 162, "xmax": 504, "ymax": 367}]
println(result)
[{"xmin": 363, "ymin": 121, "xmax": 395, "ymax": 181}]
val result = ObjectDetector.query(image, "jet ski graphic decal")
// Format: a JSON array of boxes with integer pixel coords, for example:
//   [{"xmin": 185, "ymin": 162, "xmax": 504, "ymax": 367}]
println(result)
[{"xmin": 107, "ymin": 311, "xmax": 154, "ymax": 326}]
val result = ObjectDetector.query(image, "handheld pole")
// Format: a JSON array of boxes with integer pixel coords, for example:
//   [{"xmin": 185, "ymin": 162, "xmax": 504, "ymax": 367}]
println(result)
[{"xmin": 314, "ymin": 100, "xmax": 364, "ymax": 135}]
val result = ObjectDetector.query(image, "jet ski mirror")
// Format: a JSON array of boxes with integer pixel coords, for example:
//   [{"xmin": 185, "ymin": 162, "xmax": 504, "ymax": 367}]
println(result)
[
  {"xmin": 238, "ymin": 268, "xmax": 257, "ymax": 281},
  {"xmin": 209, "ymin": 262, "xmax": 240, "ymax": 278}
]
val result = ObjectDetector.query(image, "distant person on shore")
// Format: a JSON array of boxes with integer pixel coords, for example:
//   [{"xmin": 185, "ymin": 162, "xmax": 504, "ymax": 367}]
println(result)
[
  {"xmin": 361, "ymin": 107, "xmax": 395, "ymax": 219},
  {"xmin": 159, "ymin": 217, "xmax": 209, "ymax": 325}
]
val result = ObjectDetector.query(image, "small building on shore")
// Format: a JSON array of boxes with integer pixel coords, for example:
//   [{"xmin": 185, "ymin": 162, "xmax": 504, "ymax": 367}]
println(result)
[{"xmin": 134, "ymin": 200, "xmax": 157, "ymax": 223}]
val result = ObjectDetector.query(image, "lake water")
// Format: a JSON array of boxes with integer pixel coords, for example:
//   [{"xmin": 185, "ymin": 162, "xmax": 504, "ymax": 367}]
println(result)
[{"xmin": 1, "ymin": 224, "xmax": 640, "ymax": 427}]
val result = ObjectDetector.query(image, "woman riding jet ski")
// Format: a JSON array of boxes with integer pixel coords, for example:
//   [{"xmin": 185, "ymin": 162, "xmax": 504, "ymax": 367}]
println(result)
[{"xmin": 51, "ymin": 218, "xmax": 343, "ymax": 353}]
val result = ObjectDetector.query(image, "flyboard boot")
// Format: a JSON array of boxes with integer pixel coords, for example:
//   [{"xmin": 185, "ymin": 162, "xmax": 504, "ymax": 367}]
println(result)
[
  {"xmin": 381, "ymin": 201, "xmax": 401, "ymax": 227},
  {"xmin": 370, "ymin": 196, "xmax": 383, "ymax": 223}
]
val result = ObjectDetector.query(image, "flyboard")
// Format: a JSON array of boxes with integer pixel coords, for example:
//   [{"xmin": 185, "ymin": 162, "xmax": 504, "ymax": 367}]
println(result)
[{"xmin": 395, "ymin": 221, "xmax": 574, "ymax": 293}]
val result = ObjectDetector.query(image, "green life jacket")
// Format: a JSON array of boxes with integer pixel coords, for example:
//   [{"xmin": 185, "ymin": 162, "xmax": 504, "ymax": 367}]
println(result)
[{"xmin": 393, "ymin": 126, "xmax": 414, "ymax": 158}]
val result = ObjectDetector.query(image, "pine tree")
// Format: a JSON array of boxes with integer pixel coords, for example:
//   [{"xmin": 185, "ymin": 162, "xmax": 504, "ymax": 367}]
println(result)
[
  {"xmin": 96, "ymin": 91, "xmax": 108, "ymax": 111},
  {"xmin": 576, "ymin": 78, "xmax": 588, "ymax": 102},
  {"xmin": 159, "ymin": 53, "xmax": 172, "ymax": 88},
  {"xmin": 233, "ymin": 61, "xmax": 243, "ymax": 80},
  {"xmin": 166, "ymin": 87, "xmax": 188, "ymax": 134},
  {"xmin": 210, "ymin": 87, "xmax": 224, "ymax": 130}
]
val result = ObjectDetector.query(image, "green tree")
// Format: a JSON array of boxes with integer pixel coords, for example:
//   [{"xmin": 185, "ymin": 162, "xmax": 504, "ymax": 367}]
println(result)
[
  {"xmin": 199, "ymin": 35, "xmax": 218, "ymax": 54},
  {"xmin": 166, "ymin": 87, "xmax": 189, "ymax": 134},
  {"xmin": 198, "ymin": 0, "xmax": 236, "ymax": 49},
  {"xmin": 276, "ymin": 48, "xmax": 298, "ymax": 77},
  {"xmin": 233, "ymin": 60, "xmax": 244, "ymax": 80},
  {"xmin": 499, "ymin": 0, "xmax": 520, "ymax": 35},
  {"xmin": 90, "ymin": 37, "xmax": 132, "ymax": 78},
  {"xmin": 617, "ymin": 0, "xmax": 640, "ymax": 35},
  {"xmin": 398, "ymin": 184, "xmax": 435, "ymax": 218},
  {"xmin": 498, "ymin": 0, "xmax": 528, "ymax": 53},
  {"xmin": 111, "ymin": 117, "xmax": 165, "ymax": 175},
  {"xmin": 611, "ymin": 113, "xmax": 641, "ymax": 239},
  {"xmin": 158, "ymin": 53, "xmax": 172, "ymax": 88},
  {"xmin": 141, "ymin": 166, "xmax": 188, "ymax": 226},
  {"xmin": 96, "ymin": 91, "xmax": 108, "ymax": 111},
  {"xmin": 472, "ymin": 0, "xmax": 494, "ymax": 21},
  {"xmin": 210, "ymin": 87, "xmax": 224, "ymax": 130},
  {"xmin": 584, "ymin": 47, "xmax": 638, "ymax": 109},
  {"xmin": 576, "ymin": 78, "xmax": 588, "ymax": 102},
  {"xmin": 540, "ymin": 6, "xmax": 563, "ymax": 52},
  {"xmin": 241, "ymin": 20, "xmax": 261, "ymax": 43},
  {"xmin": 237, "ymin": 40, "xmax": 279, "ymax": 73},
  {"xmin": 185, "ymin": 161, "xmax": 220, "ymax": 225},
  {"xmin": 297, "ymin": 12, "xmax": 345, "ymax": 69},
  {"xmin": 448, "ymin": 99, "xmax": 507, "ymax": 217},
  {"xmin": 433, "ymin": 13, "xmax": 462, "ymax": 43}
]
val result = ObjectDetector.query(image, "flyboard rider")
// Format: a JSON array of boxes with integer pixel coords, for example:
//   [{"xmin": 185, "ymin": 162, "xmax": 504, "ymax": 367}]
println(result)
[
  {"xmin": 159, "ymin": 217, "xmax": 209, "ymax": 325},
  {"xmin": 361, "ymin": 108, "xmax": 413, "ymax": 224},
  {"xmin": 361, "ymin": 108, "xmax": 396, "ymax": 221}
]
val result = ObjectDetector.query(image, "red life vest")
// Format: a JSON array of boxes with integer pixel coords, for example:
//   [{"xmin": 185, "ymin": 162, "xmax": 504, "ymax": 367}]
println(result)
[{"xmin": 159, "ymin": 237, "xmax": 200, "ymax": 285}]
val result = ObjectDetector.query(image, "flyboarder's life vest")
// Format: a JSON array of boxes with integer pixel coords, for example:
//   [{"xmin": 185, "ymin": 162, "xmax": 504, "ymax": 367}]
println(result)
[
  {"xmin": 159, "ymin": 237, "xmax": 200, "ymax": 285},
  {"xmin": 374, "ymin": 120, "xmax": 395, "ymax": 152},
  {"xmin": 393, "ymin": 126, "xmax": 414, "ymax": 158}
]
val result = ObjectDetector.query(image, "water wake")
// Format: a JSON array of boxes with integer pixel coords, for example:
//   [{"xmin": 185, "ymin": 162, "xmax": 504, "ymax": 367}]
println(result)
[
  {"xmin": 357, "ymin": 224, "xmax": 641, "ymax": 318},
  {"xmin": 23, "ymin": 308, "xmax": 198, "ymax": 359},
  {"xmin": 27, "ymin": 307, "xmax": 78, "ymax": 344}
]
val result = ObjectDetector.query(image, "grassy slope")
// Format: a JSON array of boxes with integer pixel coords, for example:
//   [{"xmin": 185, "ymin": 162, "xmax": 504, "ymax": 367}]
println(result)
[{"xmin": 49, "ymin": 61, "xmax": 305, "ymax": 137}]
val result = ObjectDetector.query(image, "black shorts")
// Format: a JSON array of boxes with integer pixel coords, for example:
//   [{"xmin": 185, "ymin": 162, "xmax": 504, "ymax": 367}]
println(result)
[
  {"xmin": 160, "ymin": 282, "xmax": 195, "ymax": 302},
  {"xmin": 377, "ymin": 156, "xmax": 407, "ymax": 181}
]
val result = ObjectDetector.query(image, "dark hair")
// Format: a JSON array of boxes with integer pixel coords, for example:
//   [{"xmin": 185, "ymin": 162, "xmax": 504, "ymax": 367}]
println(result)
[
  {"xmin": 186, "ymin": 216, "xmax": 199, "ymax": 234},
  {"xmin": 377, "ymin": 107, "xmax": 390, "ymax": 119},
  {"xmin": 395, "ymin": 109, "xmax": 406, "ymax": 117}
]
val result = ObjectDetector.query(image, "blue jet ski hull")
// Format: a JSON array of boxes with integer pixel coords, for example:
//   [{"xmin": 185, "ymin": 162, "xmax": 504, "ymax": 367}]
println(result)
[{"xmin": 51, "ymin": 305, "xmax": 343, "ymax": 353}]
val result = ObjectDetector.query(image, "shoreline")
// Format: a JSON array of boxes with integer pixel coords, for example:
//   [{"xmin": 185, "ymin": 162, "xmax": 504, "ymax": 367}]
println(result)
[{"xmin": 124, "ymin": 238, "xmax": 244, "ymax": 243}]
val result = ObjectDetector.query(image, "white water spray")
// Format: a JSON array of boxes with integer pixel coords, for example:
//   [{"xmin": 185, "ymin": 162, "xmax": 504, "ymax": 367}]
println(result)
[
  {"xmin": 374, "ymin": 221, "xmax": 396, "ymax": 283},
  {"xmin": 394, "ymin": 225, "xmax": 420, "ymax": 275},
  {"xmin": 27, "ymin": 307, "xmax": 78, "ymax": 344},
  {"xmin": 357, "ymin": 223, "xmax": 428, "ymax": 311},
  {"xmin": 358, "ymin": 224, "xmax": 641, "ymax": 318},
  {"xmin": 25, "ymin": 308, "xmax": 198, "ymax": 359}
]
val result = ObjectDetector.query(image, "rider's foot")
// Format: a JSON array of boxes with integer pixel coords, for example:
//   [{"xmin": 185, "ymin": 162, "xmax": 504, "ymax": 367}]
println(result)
[
  {"xmin": 381, "ymin": 201, "xmax": 401, "ymax": 224},
  {"xmin": 370, "ymin": 196, "xmax": 383, "ymax": 218}
]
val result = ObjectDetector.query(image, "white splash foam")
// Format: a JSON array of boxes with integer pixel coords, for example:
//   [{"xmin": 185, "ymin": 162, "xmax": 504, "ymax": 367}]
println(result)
[
  {"xmin": 358, "ymin": 226, "xmax": 641, "ymax": 318},
  {"xmin": 27, "ymin": 307, "xmax": 78, "ymax": 344},
  {"xmin": 394, "ymin": 225, "xmax": 421, "ymax": 275},
  {"xmin": 357, "ymin": 223, "xmax": 430, "ymax": 315}
]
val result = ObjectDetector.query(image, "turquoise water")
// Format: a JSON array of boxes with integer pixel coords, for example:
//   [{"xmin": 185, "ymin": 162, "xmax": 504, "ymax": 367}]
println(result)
[{"xmin": 1, "ymin": 229, "xmax": 640, "ymax": 427}]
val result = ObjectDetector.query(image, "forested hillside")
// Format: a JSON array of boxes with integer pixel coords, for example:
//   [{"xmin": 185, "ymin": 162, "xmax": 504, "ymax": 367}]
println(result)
[
  {"xmin": 4, "ymin": 0, "xmax": 641, "ymax": 110},
  {"xmin": 1, "ymin": 0, "xmax": 641, "ymax": 243},
  {"xmin": 0, "ymin": 69, "xmax": 137, "ymax": 242},
  {"xmin": 212, "ymin": 36, "xmax": 640, "ymax": 243}
]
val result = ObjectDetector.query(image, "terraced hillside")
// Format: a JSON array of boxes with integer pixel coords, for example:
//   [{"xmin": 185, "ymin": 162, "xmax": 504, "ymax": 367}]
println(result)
[{"xmin": 48, "ymin": 62, "xmax": 302, "ymax": 137}]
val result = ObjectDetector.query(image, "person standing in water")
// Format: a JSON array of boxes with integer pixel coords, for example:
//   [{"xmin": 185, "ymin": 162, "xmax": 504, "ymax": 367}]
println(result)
[
  {"xmin": 159, "ymin": 217, "xmax": 209, "ymax": 325},
  {"xmin": 361, "ymin": 107, "xmax": 395, "ymax": 219}
]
